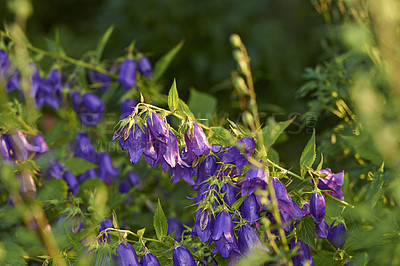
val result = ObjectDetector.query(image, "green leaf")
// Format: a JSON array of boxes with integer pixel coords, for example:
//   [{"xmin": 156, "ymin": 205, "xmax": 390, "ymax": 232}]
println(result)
[
  {"xmin": 37, "ymin": 178, "xmax": 68, "ymax": 203},
  {"xmin": 231, "ymin": 195, "xmax": 248, "ymax": 210},
  {"xmin": 153, "ymin": 199, "xmax": 168, "ymax": 240},
  {"xmin": 188, "ymin": 88, "xmax": 217, "ymax": 121},
  {"xmin": 152, "ymin": 40, "xmax": 184, "ymax": 83},
  {"xmin": 296, "ymin": 216, "xmax": 316, "ymax": 249},
  {"xmin": 262, "ymin": 117, "xmax": 294, "ymax": 150},
  {"xmin": 311, "ymin": 250, "xmax": 339, "ymax": 266},
  {"xmin": 96, "ymin": 25, "xmax": 114, "ymax": 60},
  {"xmin": 0, "ymin": 242, "xmax": 28, "ymax": 266},
  {"xmin": 62, "ymin": 157, "xmax": 97, "ymax": 176},
  {"xmin": 300, "ymin": 129, "xmax": 316, "ymax": 177},
  {"xmin": 168, "ymin": 79, "xmax": 179, "ymax": 112},
  {"xmin": 177, "ymin": 99, "xmax": 194, "ymax": 118},
  {"xmin": 207, "ymin": 127, "xmax": 235, "ymax": 147}
]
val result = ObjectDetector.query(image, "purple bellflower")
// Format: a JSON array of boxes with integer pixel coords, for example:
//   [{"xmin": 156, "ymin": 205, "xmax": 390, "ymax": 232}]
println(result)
[
  {"xmin": 63, "ymin": 171, "xmax": 79, "ymax": 195},
  {"xmin": 0, "ymin": 50, "xmax": 21, "ymax": 94},
  {"xmin": 238, "ymin": 223, "xmax": 264, "ymax": 257},
  {"xmin": 137, "ymin": 57, "xmax": 152, "ymax": 78},
  {"xmin": 328, "ymin": 222, "xmax": 346, "ymax": 248},
  {"xmin": 238, "ymin": 163, "xmax": 268, "ymax": 197},
  {"xmin": 317, "ymin": 168, "xmax": 345, "ymax": 200},
  {"xmin": 220, "ymin": 137, "xmax": 256, "ymax": 175},
  {"xmin": 239, "ymin": 193, "xmax": 260, "ymax": 223},
  {"xmin": 75, "ymin": 132, "xmax": 97, "ymax": 163},
  {"xmin": 192, "ymin": 208, "xmax": 214, "ymax": 242},
  {"xmin": 99, "ymin": 218, "xmax": 113, "ymax": 243},
  {"xmin": 184, "ymin": 121, "xmax": 211, "ymax": 160},
  {"xmin": 272, "ymin": 177, "xmax": 305, "ymax": 230},
  {"xmin": 211, "ymin": 211, "xmax": 241, "ymax": 258},
  {"xmin": 147, "ymin": 112, "xmax": 169, "ymax": 143},
  {"xmin": 116, "ymin": 242, "xmax": 140, "ymax": 266},
  {"xmin": 168, "ymin": 218, "xmax": 185, "ymax": 241},
  {"xmin": 97, "ymin": 152, "xmax": 119, "ymax": 185},
  {"xmin": 89, "ymin": 69, "xmax": 112, "ymax": 92},
  {"xmin": 120, "ymin": 98, "xmax": 137, "ymax": 119},
  {"xmin": 172, "ymin": 246, "xmax": 196, "ymax": 266},
  {"xmin": 0, "ymin": 135, "xmax": 12, "ymax": 162},
  {"xmin": 140, "ymin": 252, "xmax": 160, "ymax": 266},
  {"xmin": 310, "ymin": 193, "xmax": 326, "ymax": 224},
  {"xmin": 194, "ymin": 154, "xmax": 218, "ymax": 190},
  {"xmin": 118, "ymin": 58, "xmax": 137, "ymax": 91},
  {"xmin": 35, "ymin": 69, "xmax": 63, "ymax": 110},
  {"xmin": 289, "ymin": 239, "xmax": 313, "ymax": 266},
  {"xmin": 71, "ymin": 91, "xmax": 105, "ymax": 126},
  {"xmin": 221, "ymin": 182, "xmax": 239, "ymax": 207}
]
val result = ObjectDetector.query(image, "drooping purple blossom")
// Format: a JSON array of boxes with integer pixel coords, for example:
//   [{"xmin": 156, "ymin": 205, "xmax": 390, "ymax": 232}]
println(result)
[
  {"xmin": 140, "ymin": 252, "xmax": 160, "ymax": 266},
  {"xmin": 118, "ymin": 58, "xmax": 137, "ymax": 91},
  {"xmin": 238, "ymin": 163, "xmax": 268, "ymax": 197},
  {"xmin": 35, "ymin": 69, "xmax": 63, "ymax": 110},
  {"xmin": 194, "ymin": 154, "xmax": 218, "ymax": 190},
  {"xmin": 220, "ymin": 137, "xmax": 256, "ymax": 175},
  {"xmin": 119, "ymin": 171, "xmax": 142, "ymax": 193},
  {"xmin": 239, "ymin": 193, "xmax": 260, "ymax": 223},
  {"xmin": 147, "ymin": 112, "xmax": 169, "ymax": 143},
  {"xmin": 71, "ymin": 91, "xmax": 105, "ymax": 126},
  {"xmin": 192, "ymin": 208, "xmax": 214, "ymax": 242},
  {"xmin": 0, "ymin": 50, "xmax": 21, "ymax": 94},
  {"xmin": 328, "ymin": 222, "xmax": 346, "ymax": 248},
  {"xmin": 63, "ymin": 171, "xmax": 79, "ymax": 195},
  {"xmin": 310, "ymin": 193, "xmax": 326, "ymax": 224},
  {"xmin": 116, "ymin": 242, "xmax": 140, "ymax": 266},
  {"xmin": 120, "ymin": 98, "xmax": 137, "ymax": 119},
  {"xmin": 99, "ymin": 218, "xmax": 113, "ymax": 243},
  {"xmin": 0, "ymin": 135, "xmax": 12, "ymax": 162},
  {"xmin": 168, "ymin": 218, "xmax": 185, "ymax": 241},
  {"xmin": 172, "ymin": 246, "xmax": 196, "ymax": 266},
  {"xmin": 184, "ymin": 122, "xmax": 211, "ymax": 161},
  {"xmin": 137, "ymin": 57, "xmax": 152, "ymax": 78},
  {"xmin": 289, "ymin": 239, "xmax": 313, "ymax": 266},
  {"xmin": 75, "ymin": 132, "xmax": 97, "ymax": 164},
  {"xmin": 317, "ymin": 168, "xmax": 345, "ymax": 201},
  {"xmin": 89, "ymin": 69, "xmax": 112, "ymax": 92},
  {"xmin": 211, "ymin": 211, "xmax": 240, "ymax": 258},
  {"xmin": 238, "ymin": 223, "xmax": 264, "ymax": 257},
  {"xmin": 97, "ymin": 152, "xmax": 119, "ymax": 185},
  {"xmin": 221, "ymin": 182, "xmax": 239, "ymax": 207}
]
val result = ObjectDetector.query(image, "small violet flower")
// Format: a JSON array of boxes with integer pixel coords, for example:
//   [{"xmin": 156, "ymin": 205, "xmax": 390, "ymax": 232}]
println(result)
[
  {"xmin": 211, "ymin": 211, "xmax": 240, "ymax": 258},
  {"xmin": 310, "ymin": 193, "xmax": 326, "ymax": 224},
  {"xmin": 97, "ymin": 152, "xmax": 119, "ymax": 185},
  {"xmin": 118, "ymin": 58, "xmax": 137, "ymax": 91},
  {"xmin": 238, "ymin": 223, "xmax": 264, "ymax": 257},
  {"xmin": 116, "ymin": 242, "xmax": 140, "ymax": 266},
  {"xmin": 317, "ymin": 168, "xmax": 345, "ymax": 200},
  {"xmin": 89, "ymin": 69, "xmax": 112, "ymax": 92},
  {"xmin": 172, "ymin": 246, "xmax": 196, "ymax": 266},
  {"xmin": 140, "ymin": 252, "xmax": 160, "ymax": 266},
  {"xmin": 71, "ymin": 91, "xmax": 105, "ymax": 126},
  {"xmin": 137, "ymin": 57, "xmax": 152, "ymax": 78},
  {"xmin": 328, "ymin": 222, "xmax": 346, "ymax": 248},
  {"xmin": 220, "ymin": 137, "xmax": 256, "ymax": 175}
]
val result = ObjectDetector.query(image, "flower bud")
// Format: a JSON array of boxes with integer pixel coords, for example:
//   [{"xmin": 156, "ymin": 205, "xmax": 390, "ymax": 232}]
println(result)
[
  {"xmin": 238, "ymin": 223, "xmax": 262, "ymax": 257},
  {"xmin": 172, "ymin": 246, "xmax": 196, "ymax": 266},
  {"xmin": 310, "ymin": 193, "xmax": 326, "ymax": 224},
  {"xmin": 230, "ymin": 34, "xmax": 242, "ymax": 48},
  {"xmin": 118, "ymin": 58, "xmax": 137, "ymax": 91},
  {"xmin": 116, "ymin": 242, "xmax": 140, "ymax": 266},
  {"xmin": 137, "ymin": 57, "xmax": 152, "ymax": 78},
  {"xmin": 328, "ymin": 222, "xmax": 346, "ymax": 248}
]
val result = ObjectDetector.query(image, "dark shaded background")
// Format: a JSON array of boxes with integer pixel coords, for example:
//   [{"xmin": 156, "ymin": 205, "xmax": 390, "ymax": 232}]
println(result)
[{"xmin": 1, "ymin": 0, "xmax": 327, "ymax": 168}]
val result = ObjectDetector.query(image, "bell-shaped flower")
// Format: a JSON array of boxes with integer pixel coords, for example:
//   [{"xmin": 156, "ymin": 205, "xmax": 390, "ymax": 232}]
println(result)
[
  {"xmin": 168, "ymin": 218, "xmax": 185, "ymax": 241},
  {"xmin": 118, "ymin": 58, "xmax": 137, "ymax": 91},
  {"xmin": 238, "ymin": 223, "xmax": 264, "ymax": 257},
  {"xmin": 238, "ymin": 163, "xmax": 268, "ymax": 197},
  {"xmin": 317, "ymin": 168, "xmax": 344, "ymax": 200},
  {"xmin": 35, "ymin": 69, "xmax": 63, "ymax": 110},
  {"xmin": 221, "ymin": 182, "xmax": 239, "ymax": 207},
  {"xmin": 194, "ymin": 155, "xmax": 218, "ymax": 190},
  {"xmin": 220, "ymin": 137, "xmax": 256, "ymax": 175},
  {"xmin": 137, "ymin": 57, "xmax": 152, "ymax": 78},
  {"xmin": 0, "ymin": 135, "xmax": 12, "ymax": 162},
  {"xmin": 211, "ymin": 211, "xmax": 240, "ymax": 257},
  {"xmin": 172, "ymin": 246, "xmax": 196, "ymax": 266},
  {"xmin": 289, "ymin": 239, "xmax": 313, "ymax": 266},
  {"xmin": 140, "ymin": 252, "xmax": 160, "ymax": 266},
  {"xmin": 63, "ymin": 171, "xmax": 79, "ymax": 195},
  {"xmin": 315, "ymin": 219, "xmax": 329, "ymax": 238},
  {"xmin": 75, "ymin": 132, "xmax": 97, "ymax": 163},
  {"xmin": 98, "ymin": 152, "xmax": 119, "ymax": 185},
  {"xmin": 239, "ymin": 193, "xmax": 260, "ymax": 223},
  {"xmin": 310, "ymin": 193, "xmax": 326, "ymax": 224},
  {"xmin": 184, "ymin": 122, "xmax": 211, "ymax": 160},
  {"xmin": 99, "ymin": 218, "xmax": 113, "ymax": 243},
  {"xmin": 192, "ymin": 208, "xmax": 214, "ymax": 242},
  {"xmin": 328, "ymin": 222, "xmax": 346, "ymax": 248},
  {"xmin": 116, "ymin": 242, "xmax": 140, "ymax": 266},
  {"xmin": 71, "ymin": 91, "xmax": 105, "ymax": 126},
  {"xmin": 89, "ymin": 68, "xmax": 112, "ymax": 92},
  {"xmin": 120, "ymin": 98, "xmax": 137, "ymax": 119},
  {"xmin": 147, "ymin": 112, "xmax": 169, "ymax": 143}
]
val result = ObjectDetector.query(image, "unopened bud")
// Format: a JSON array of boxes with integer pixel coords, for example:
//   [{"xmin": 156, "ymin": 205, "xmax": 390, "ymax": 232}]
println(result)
[
  {"xmin": 233, "ymin": 76, "xmax": 248, "ymax": 95},
  {"xmin": 230, "ymin": 34, "xmax": 242, "ymax": 48}
]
